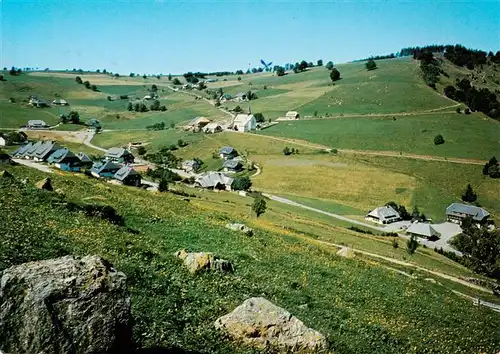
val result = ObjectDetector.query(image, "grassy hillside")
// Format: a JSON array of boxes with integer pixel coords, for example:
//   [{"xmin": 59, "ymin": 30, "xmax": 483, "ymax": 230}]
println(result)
[
  {"xmin": 259, "ymin": 112, "xmax": 500, "ymax": 160},
  {"xmin": 1, "ymin": 165, "xmax": 499, "ymax": 353},
  {"xmin": 212, "ymin": 58, "xmax": 455, "ymax": 119}
]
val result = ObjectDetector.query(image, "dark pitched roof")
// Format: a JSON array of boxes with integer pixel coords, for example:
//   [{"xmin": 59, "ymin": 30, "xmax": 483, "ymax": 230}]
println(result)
[
  {"xmin": 25, "ymin": 141, "xmax": 44, "ymax": 157},
  {"xmin": 77, "ymin": 152, "xmax": 92, "ymax": 162},
  {"xmin": 47, "ymin": 148, "xmax": 79, "ymax": 164},
  {"xmin": 90, "ymin": 160, "xmax": 121, "ymax": 174},
  {"xmin": 13, "ymin": 142, "xmax": 32, "ymax": 156},
  {"xmin": 223, "ymin": 159, "xmax": 242, "ymax": 169},
  {"xmin": 105, "ymin": 147, "xmax": 131, "ymax": 158},
  {"xmin": 219, "ymin": 146, "xmax": 236, "ymax": 155},
  {"xmin": 113, "ymin": 165, "xmax": 140, "ymax": 181},
  {"xmin": 33, "ymin": 141, "xmax": 60, "ymax": 160},
  {"xmin": 446, "ymin": 203, "xmax": 489, "ymax": 221}
]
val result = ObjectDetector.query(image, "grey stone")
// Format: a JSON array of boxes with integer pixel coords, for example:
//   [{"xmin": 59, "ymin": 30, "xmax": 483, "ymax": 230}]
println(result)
[
  {"xmin": 0, "ymin": 255, "xmax": 132, "ymax": 354},
  {"xmin": 225, "ymin": 223, "xmax": 253, "ymax": 236},
  {"xmin": 175, "ymin": 249, "xmax": 233, "ymax": 274},
  {"xmin": 215, "ymin": 297, "xmax": 327, "ymax": 353},
  {"xmin": 35, "ymin": 177, "xmax": 53, "ymax": 191}
]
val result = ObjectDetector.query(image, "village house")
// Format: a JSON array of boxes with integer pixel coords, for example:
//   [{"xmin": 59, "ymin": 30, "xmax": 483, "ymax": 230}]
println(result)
[
  {"xmin": 219, "ymin": 146, "xmax": 238, "ymax": 160},
  {"xmin": 77, "ymin": 152, "xmax": 94, "ymax": 169},
  {"xmin": 32, "ymin": 141, "xmax": 60, "ymax": 162},
  {"xmin": 365, "ymin": 206, "xmax": 402, "ymax": 225},
  {"xmin": 105, "ymin": 147, "xmax": 134, "ymax": 164},
  {"xmin": 113, "ymin": 165, "xmax": 142, "ymax": 186},
  {"xmin": 47, "ymin": 148, "xmax": 82, "ymax": 171},
  {"xmin": 195, "ymin": 172, "xmax": 234, "ymax": 191},
  {"xmin": 406, "ymin": 222, "xmax": 440, "ymax": 240},
  {"xmin": 203, "ymin": 122, "xmax": 223, "ymax": 134},
  {"xmin": 219, "ymin": 93, "xmax": 232, "ymax": 103},
  {"xmin": 12, "ymin": 142, "xmax": 33, "ymax": 158},
  {"xmin": 446, "ymin": 203, "xmax": 490, "ymax": 224},
  {"xmin": 0, "ymin": 134, "xmax": 6, "ymax": 147},
  {"xmin": 185, "ymin": 117, "xmax": 211, "ymax": 132},
  {"xmin": 26, "ymin": 120, "xmax": 48, "ymax": 129},
  {"xmin": 52, "ymin": 99, "xmax": 68, "ymax": 106},
  {"xmin": 23, "ymin": 141, "xmax": 44, "ymax": 159},
  {"xmin": 234, "ymin": 92, "xmax": 248, "ymax": 102},
  {"xmin": 233, "ymin": 114, "xmax": 257, "ymax": 132},
  {"xmin": 223, "ymin": 159, "xmax": 243, "ymax": 172},
  {"xmin": 90, "ymin": 160, "xmax": 121, "ymax": 178},
  {"xmin": 182, "ymin": 160, "xmax": 200, "ymax": 173}
]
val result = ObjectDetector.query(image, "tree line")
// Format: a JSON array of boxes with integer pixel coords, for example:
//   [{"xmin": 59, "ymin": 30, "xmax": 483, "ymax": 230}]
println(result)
[{"xmin": 444, "ymin": 78, "xmax": 499, "ymax": 119}]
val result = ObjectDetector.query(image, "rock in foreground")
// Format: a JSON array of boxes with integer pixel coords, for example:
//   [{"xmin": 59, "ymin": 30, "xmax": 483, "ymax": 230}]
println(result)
[
  {"xmin": 176, "ymin": 249, "xmax": 233, "ymax": 274},
  {"xmin": 0, "ymin": 255, "xmax": 132, "ymax": 354},
  {"xmin": 215, "ymin": 297, "xmax": 327, "ymax": 353}
]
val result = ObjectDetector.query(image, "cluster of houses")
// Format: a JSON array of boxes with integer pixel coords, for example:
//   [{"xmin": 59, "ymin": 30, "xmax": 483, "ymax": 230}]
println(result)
[
  {"xmin": 28, "ymin": 96, "xmax": 69, "ymax": 108},
  {"xmin": 11, "ymin": 141, "xmax": 141, "ymax": 186},
  {"xmin": 365, "ymin": 203, "xmax": 491, "ymax": 239}
]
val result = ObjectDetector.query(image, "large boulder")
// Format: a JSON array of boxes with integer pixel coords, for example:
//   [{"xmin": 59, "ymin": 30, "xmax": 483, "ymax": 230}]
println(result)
[
  {"xmin": 175, "ymin": 249, "xmax": 233, "ymax": 274},
  {"xmin": 225, "ymin": 223, "xmax": 253, "ymax": 236},
  {"xmin": 215, "ymin": 297, "xmax": 327, "ymax": 353},
  {"xmin": 0, "ymin": 255, "xmax": 132, "ymax": 354}
]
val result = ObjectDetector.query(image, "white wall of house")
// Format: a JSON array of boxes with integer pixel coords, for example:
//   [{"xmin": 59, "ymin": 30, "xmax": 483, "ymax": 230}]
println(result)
[
  {"xmin": 0, "ymin": 137, "xmax": 6, "ymax": 146},
  {"xmin": 236, "ymin": 117, "xmax": 257, "ymax": 132}
]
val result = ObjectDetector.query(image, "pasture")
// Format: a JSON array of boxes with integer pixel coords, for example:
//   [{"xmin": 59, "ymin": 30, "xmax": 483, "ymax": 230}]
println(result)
[{"xmin": 259, "ymin": 112, "xmax": 500, "ymax": 160}]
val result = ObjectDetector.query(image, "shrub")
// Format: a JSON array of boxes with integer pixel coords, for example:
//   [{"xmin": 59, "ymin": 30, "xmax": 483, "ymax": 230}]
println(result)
[
  {"xmin": 75, "ymin": 76, "xmax": 83, "ymax": 84},
  {"xmin": 330, "ymin": 68, "xmax": 341, "ymax": 82},
  {"xmin": 464, "ymin": 108, "xmax": 471, "ymax": 114},
  {"xmin": 434, "ymin": 134, "xmax": 445, "ymax": 145},
  {"xmin": 407, "ymin": 235, "xmax": 419, "ymax": 255},
  {"xmin": 232, "ymin": 176, "xmax": 252, "ymax": 191},
  {"xmin": 365, "ymin": 59, "xmax": 377, "ymax": 71},
  {"xmin": 456, "ymin": 107, "xmax": 461, "ymax": 114},
  {"xmin": 392, "ymin": 238, "xmax": 399, "ymax": 249},
  {"xmin": 158, "ymin": 179, "xmax": 169, "ymax": 192},
  {"xmin": 137, "ymin": 146, "xmax": 147, "ymax": 156}
]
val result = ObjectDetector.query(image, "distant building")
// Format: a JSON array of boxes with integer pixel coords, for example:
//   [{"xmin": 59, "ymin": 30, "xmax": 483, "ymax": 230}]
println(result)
[
  {"xmin": 12, "ymin": 142, "xmax": 33, "ymax": 158},
  {"xmin": 223, "ymin": 159, "xmax": 243, "ymax": 172},
  {"xmin": 406, "ymin": 222, "xmax": 440, "ymax": 239},
  {"xmin": 0, "ymin": 135, "xmax": 6, "ymax": 147},
  {"xmin": 26, "ymin": 120, "xmax": 48, "ymax": 129},
  {"xmin": 195, "ymin": 172, "xmax": 234, "ymax": 190},
  {"xmin": 277, "ymin": 111, "xmax": 301, "ymax": 121},
  {"xmin": 365, "ymin": 206, "xmax": 401, "ymax": 225},
  {"xmin": 203, "ymin": 122, "xmax": 223, "ymax": 134},
  {"xmin": 233, "ymin": 114, "xmax": 256, "ymax": 132},
  {"xmin": 104, "ymin": 147, "xmax": 134, "ymax": 164},
  {"xmin": 113, "ymin": 165, "xmax": 141, "ymax": 186},
  {"xmin": 90, "ymin": 160, "xmax": 121, "ymax": 178},
  {"xmin": 52, "ymin": 99, "xmax": 68, "ymax": 106},
  {"xmin": 185, "ymin": 117, "xmax": 211, "ymax": 132},
  {"xmin": 182, "ymin": 160, "xmax": 200, "ymax": 173},
  {"xmin": 47, "ymin": 148, "xmax": 81, "ymax": 171},
  {"xmin": 446, "ymin": 203, "xmax": 490, "ymax": 224},
  {"xmin": 219, "ymin": 146, "xmax": 238, "ymax": 160}
]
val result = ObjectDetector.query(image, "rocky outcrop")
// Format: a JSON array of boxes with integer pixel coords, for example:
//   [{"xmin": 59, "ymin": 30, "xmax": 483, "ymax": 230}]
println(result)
[
  {"xmin": 0, "ymin": 255, "xmax": 132, "ymax": 354},
  {"xmin": 225, "ymin": 223, "xmax": 253, "ymax": 236},
  {"xmin": 175, "ymin": 249, "xmax": 233, "ymax": 274},
  {"xmin": 35, "ymin": 177, "xmax": 53, "ymax": 191},
  {"xmin": 215, "ymin": 297, "xmax": 327, "ymax": 353},
  {"xmin": 336, "ymin": 247, "xmax": 355, "ymax": 259}
]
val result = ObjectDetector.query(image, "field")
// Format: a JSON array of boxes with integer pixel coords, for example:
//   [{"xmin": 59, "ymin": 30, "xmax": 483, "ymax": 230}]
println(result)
[
  {"xmin": 1, "ymin": 165, "xmax": 499, "ymax": 353},
  {"xmin": 259, "ymin": 112, "xmax": 500, "ymax": 160}
]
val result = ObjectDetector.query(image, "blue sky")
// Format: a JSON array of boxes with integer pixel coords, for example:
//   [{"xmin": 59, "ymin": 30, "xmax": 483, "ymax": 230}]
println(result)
[{"xmin": 1, "ymin": 0, "xmax": 499, "ymax": 74}]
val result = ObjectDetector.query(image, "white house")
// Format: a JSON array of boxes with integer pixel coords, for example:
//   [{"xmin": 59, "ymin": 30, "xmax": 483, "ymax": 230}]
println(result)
[
  {"xmin": 365, "ymin": 206, "xmax": 401, "ymax": 225},
  {"xmin": 233, "ymin": 114, "xmax": 256, "ymax": 132},
  {"xmin": 0, "ymin": 135, "xmax": 6, "ymax": 147},
  {"xmin": 27, "ymin": 120, "xmax": 48, "ymax": 129}
]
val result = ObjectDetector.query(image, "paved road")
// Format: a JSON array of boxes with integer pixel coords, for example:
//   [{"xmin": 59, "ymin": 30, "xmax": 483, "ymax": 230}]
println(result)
[{"xmin": 13, "ymin": 159, "xmax": 53, "ymax": 173}]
